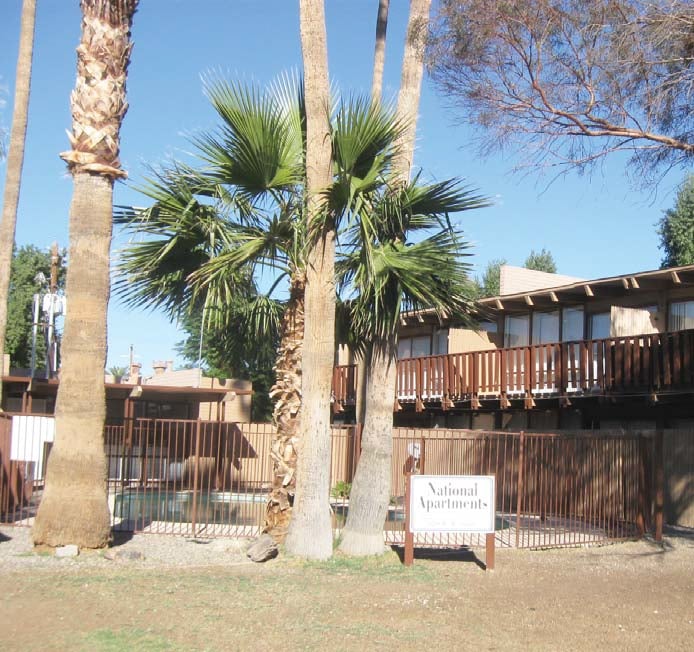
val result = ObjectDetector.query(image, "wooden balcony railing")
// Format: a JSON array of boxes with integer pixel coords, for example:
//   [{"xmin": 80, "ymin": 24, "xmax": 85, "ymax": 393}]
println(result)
[{"xmin": 331, "ymin": 329, "xmax": 694, "ymax": 410}]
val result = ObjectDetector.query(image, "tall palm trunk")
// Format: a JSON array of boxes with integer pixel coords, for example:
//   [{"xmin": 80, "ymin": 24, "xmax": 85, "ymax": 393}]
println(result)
[
  {"xmin": 33, "ymin": 0, "xmax": 137, "ymax": 549},
  {"xmin": 340, "ymin": 0, "xmax": 431, "ymax": 557},
  {"xmin": 355, "ymin": 0, "xmax": 391, "ymax": 424},
  {"xmin": 285, "ymin": 0, "xmax": 335, "ymax": 560},
  {"xmin": 392, "ymin": 0, "xmax": 431, "ymax": 181},
  {"xmin": 338, "ymin": 340, "xmax": 396, "ymax": 555},
  {"xmin": 371, "ymin": 0, "xmax": 390, "ymax": 103},
  {"xmin": 0, "ymin": 0, "xmax": 36, "ymax": 404},
  {"xmin": 264, "ymin": 272, "xmax": 305, "ymax": 542}
]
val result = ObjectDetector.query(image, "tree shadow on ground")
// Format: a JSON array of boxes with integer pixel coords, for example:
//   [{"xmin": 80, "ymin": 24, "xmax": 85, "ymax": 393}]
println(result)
[
  {"xmin": 109, "ymin": 530, "xmax": 135, "ymax": 548},
  {"xmin": 391, "ymin": 545, "xmax": 487, "ymax": 570},
  {"xmin": 589, "ymin": 525, "xmax": 694, "ymax": 561},
  {"xmin": 663, "ymin": 524, "xmax": 694, "ymax": 542}
]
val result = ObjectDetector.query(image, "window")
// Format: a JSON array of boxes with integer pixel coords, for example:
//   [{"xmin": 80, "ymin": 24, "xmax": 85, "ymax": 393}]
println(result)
[
  {"xmin": 133, "ymin": 401, "xmax": 190, "ymax": 419},
  {"xmin": 532, "ymin": 311, "xmax": 559, "ymax": 345},
  {"xmin": 669, "ymin": 300, "xmax": 694, "ymax": 331},
  {"xmin": 478, "ymin": 320, "xmax": 498, "ymax": 333},
  {"xmin": 504, "ymin": 314, "xmax": 529, "ymax": 348},
  {"xmin": 398, "ymin": 335, "xmax": 431, "ymax": 359},
  {"xmin": 588, "ymin": 312, "xmax": 610, "ymax": 340},
  {"xmin": 433, "ymin": 329, "xmax": 449, "ymax": 355},
  {"xmin": 411, "ymin": 336, "xmax": 431, "ymax": 358},
  {"xmin": 562, "ymin": 307, "xmax": 584, "ymax": 342}
]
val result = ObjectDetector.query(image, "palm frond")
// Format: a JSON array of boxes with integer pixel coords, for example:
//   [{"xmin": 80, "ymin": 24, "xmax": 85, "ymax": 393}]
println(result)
[
  {"xmin": 346, "ymin": 228, "xmax": 478, "ymax": 342},
  {"xmin": 199, "ymin": 77, "xmax": 304, "ymax": 202},
  {"xmin": 113, "ymin": 168, "xmax": 243, "ymax": 318}
]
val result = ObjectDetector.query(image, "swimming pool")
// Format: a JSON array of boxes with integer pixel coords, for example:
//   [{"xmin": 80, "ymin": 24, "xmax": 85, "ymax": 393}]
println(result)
[{"xmin": 112, "ymin": 489, "xmax": 269, "ymax": 528}]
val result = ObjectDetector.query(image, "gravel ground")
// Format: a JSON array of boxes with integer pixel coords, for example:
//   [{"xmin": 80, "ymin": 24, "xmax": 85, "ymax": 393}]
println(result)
[
  {"xmin": 0, "ymin": 525, "xmax": 253, "ymax": 571},
  {"xmin": 3, "ymin": 524, "xmax": 694, "ymax": 571},
  {"xmin": 1, "ymin": 524, "xmax": 693, "ymax": 651}
]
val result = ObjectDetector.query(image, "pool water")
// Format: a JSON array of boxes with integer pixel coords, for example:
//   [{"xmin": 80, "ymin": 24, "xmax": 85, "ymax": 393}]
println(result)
[{"xmin": 112, "ymin": 489, "xmax": 268, "ymax": 527}]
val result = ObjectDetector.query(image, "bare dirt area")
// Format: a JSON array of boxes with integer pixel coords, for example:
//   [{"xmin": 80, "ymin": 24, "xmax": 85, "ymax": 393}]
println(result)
[{"xmin": 1, "ymin": 525, "xmax": 693, "ymax": 651}]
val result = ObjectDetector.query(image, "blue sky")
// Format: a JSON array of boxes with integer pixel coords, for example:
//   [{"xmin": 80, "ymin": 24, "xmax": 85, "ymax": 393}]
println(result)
[{"xmin": 0, "ymin": 0, "xmax": 687, "ymax": 376}]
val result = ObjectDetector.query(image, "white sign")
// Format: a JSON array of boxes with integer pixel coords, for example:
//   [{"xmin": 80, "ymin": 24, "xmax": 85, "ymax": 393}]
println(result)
[{"xmin": 409, "ymin": 475, "xmax": 495, "ymax": 533}]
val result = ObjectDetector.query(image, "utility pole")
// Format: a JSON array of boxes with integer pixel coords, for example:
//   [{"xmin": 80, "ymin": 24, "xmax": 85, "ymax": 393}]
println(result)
[
  {"xmin": 50, "ymin": 242, "xmax": 59, "ymax": 293},
  {"xmin": 45, "ymin": 242, "xmax": 62, "ymax": 377},
  {"xmin": 31, "ymin": 242, "xmax": 64, "ymax": 378}
]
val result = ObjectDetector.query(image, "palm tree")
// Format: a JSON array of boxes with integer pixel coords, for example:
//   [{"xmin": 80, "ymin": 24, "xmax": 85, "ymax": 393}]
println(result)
[
  {"xmin": 193, "ymin": 81, "xmax": 309, "ymax": 523},
  {"xmin": 283, "ymin": 0, "xmax": 337, "ymax": 560},
  {"xmin": 371, "ymin": 0, "xmax": 390, "ymax": 102},
  {"xmin": 337, "ymin": 177, "xmax": 488, "ymax": 555},
  {"xmin": 32, "ymin": 0, "xmax": 138, "ymax": 549},
  {"xmin": 115, "ymin": 77, "xmax": 304, "ymax": 541},
  {"xmin": 116, "ymin": 165, "xmax": 303, "ymax": 544},
  {"xmin": 116, "ymin": 79, "xmax": 401, "ymax": 543},
  {"xmin": 337, "ymin": 0, "xmax": 444, "ymax": 556},
  {"xmin": 0, "ymin": 0, "xmax": 36, "ymax": 404}
]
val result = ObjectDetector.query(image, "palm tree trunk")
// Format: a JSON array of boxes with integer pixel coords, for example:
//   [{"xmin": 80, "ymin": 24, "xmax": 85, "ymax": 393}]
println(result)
[
  {"xmin": 392, "ymin": 0, "xmax": 432, "ymax": 182},
  {"xmin": 0, "ymin": 0, "xmax": 36, "ymax": 404},
  {"xmin": 354, "ymin": 343, "xmax": 371, "ymax": 427},
  {"xmin": 264, "ymin": 272, "xmax": 305, "ymax": 542},
  {"xmin": 285, "ymin": 0, "xmax": 335, "ymax": 560},
  {"xmin": 32, "ymin": 174, "xmax": 114, "ymax": 548},
  {"xmin": 339, "ymin": 340, "xmax": 396, "ymax": 555},
  {"xmin": 371, "ymin": 0, "xmax": 390, "ymax": 103},
  {"xmin": 339, "ymin": 0, "xmax": 431, "ymax": 556},
  {"xmin": 32, "ymin": 0, "xmax": 137, "ymax": 549}
]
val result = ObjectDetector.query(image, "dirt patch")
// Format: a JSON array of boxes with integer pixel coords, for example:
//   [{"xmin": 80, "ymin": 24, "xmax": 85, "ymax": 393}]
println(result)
[{"xmin": 1, "ymin": 526, "xmax": 693, "ymax": 651}]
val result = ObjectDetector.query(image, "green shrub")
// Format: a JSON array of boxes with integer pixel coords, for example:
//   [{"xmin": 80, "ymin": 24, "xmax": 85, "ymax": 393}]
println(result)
[{"xmin": 330, "ymin": 481, "xmax": 351, "ymax": 499}]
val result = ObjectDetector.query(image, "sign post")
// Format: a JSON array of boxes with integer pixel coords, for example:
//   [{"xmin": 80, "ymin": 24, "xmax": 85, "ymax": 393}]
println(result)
[
  {"xmin": 404, "ymin": 473, "xmax": 414, "ymax": 566},
  {"xmin": 404, "ymin": 474, "xmax": 496, "ymax": 571}
]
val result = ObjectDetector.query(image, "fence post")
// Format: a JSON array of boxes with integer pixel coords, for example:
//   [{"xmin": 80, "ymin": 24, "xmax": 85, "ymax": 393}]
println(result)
[
  {"xmin": 404, "ymin": 472, "xmax": 414, "ymax": 566},
  {"xmin": 636, "ymin": 435, "xmax": 646, "ymax": 537},
  {"xmin": 654, "ymin": 426, "xmax": 664, "ymax": 542},
  {"xmin": 138, "ymin": 419, "xmax": 147, "ymax": 488},
  {"xmin": 191, "ymin": 419, "xmax": 202, "ymax": 537},
  {"xmin": 123, "ymin": 401, "xmax": 133, "ymax": 490},
  {"xmin": 515, "ymin": 430, "xmax": 525, "ymax": 548}
]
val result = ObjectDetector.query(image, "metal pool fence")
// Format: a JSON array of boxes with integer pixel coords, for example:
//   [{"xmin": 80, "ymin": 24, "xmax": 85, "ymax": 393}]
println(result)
[
  {"xmin": 103, "ymin": 420, "xmax": 361, "ymax": 537},
  {"xmin": 386, "ymin": 428, "xmax": 655, "ymax": 548},
  {"xmin": 1, "ymin": 416, "xmax": 661, "ymax": 548}
]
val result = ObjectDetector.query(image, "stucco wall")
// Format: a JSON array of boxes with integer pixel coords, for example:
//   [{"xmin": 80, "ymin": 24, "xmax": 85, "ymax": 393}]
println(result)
[
  {"xmin": 500, "ymin": 265, "xmax": 585, "ymax": 296},
  {"xmin": 448, "ymin": 327, "xmax": 501, "ymax": 353}
]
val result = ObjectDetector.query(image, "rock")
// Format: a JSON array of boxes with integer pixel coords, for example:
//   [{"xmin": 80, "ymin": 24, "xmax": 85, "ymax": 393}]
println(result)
[
  {"xmin": 246, "ymin": 534, "xmax": 278, "ymax": 563},
  {"xmin": 103, "ymin": 548, "xmax": 145, "ymax": 561},
  {"xmin": 224, "ymin": 539, "xmax": 247, "ymax": 554},
  {"xmin": 55, "ymin": 544, "xmax": 79, "ymax": 558}
]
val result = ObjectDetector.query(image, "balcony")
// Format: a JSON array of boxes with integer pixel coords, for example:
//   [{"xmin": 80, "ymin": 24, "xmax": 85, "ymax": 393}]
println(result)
[{"xmin": 332, "ymin": 329, "xmax": 694, "ymax": 411}]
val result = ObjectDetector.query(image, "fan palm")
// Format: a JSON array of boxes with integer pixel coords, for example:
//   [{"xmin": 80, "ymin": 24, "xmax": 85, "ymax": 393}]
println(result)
[
  {"xmin": 337, "ymin": 175, "xmax": 489, "ymax": 556},
  {"xmin": 115, "ymin": 78, "xmax": 402, "ymax": 542},
  {"xmin": 114, "ymin": 163, "xmax": 286, "ymax": 375}
]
